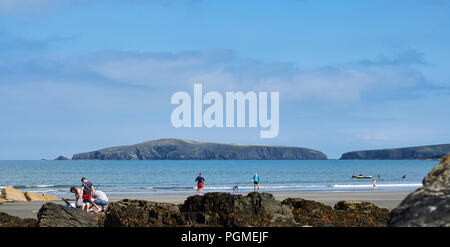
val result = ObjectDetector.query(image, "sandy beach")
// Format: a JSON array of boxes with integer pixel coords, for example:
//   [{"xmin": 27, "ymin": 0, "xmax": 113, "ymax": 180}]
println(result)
[{"xmin": 0, "ymin": 190, "xmax": 411, "ymax": 220}]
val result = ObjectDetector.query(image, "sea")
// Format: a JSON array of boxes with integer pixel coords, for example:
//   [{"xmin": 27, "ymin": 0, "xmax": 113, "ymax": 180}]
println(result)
[{"xmin": 0, "ymin": 160, "xmax": 437, "ymax": 197}]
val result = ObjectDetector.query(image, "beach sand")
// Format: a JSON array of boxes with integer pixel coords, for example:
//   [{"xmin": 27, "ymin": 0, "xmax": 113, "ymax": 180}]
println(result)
[{"xmin": 0, "ymin": 191, "xmax": 411, "ymax": 220}]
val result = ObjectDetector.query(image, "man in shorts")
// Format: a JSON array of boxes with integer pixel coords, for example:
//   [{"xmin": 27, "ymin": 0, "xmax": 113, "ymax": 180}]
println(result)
[{"xmin": 195, "ymin": 172, "xmax": 205, "ymax": 195}]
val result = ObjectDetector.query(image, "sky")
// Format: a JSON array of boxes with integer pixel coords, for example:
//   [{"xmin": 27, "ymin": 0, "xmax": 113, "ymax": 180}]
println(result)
[{"xmin": 0, "ymin": 0, "xmax": 449, "ymax": 159}]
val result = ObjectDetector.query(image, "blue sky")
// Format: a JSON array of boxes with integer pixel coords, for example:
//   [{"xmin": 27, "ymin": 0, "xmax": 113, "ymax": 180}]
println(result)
[{"xmin": 0, "ymin": 0, "xmax": 449, "ymax": 159}]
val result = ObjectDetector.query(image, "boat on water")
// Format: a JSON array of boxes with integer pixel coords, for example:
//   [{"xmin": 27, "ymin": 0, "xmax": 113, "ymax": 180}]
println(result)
[{"xmin": 352, "ymin": 175, "xmax": 373, "ymax": 179}]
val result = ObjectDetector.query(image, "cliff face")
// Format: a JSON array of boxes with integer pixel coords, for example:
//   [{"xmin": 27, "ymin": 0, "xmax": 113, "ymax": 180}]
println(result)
[
  {"xmin": 339, "ymin": 144, "xmax": 450, "ymax": 160},
  {"xmin": 72, "ymin": 138, "xmax": 327, "ymax": 160}
]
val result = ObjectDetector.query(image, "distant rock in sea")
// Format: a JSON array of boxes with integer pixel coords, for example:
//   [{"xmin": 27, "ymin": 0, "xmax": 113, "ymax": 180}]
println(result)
[
  {"xmin": 54, "ymin": 156, "xmax": 69, "ymax": 160},
  {"xmin": 72, "ymin": 138, "xmax": 327, "ymax": 160},
  {"xmin": 340, "ymin": 144, "xmax": 450, "ymax": 160},
  {"xmin": 388, "ymin": 155, "xmax": 450, "ymax": 227}
]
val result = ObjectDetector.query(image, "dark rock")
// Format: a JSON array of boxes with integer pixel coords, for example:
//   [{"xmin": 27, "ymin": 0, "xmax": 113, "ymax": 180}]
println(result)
[
  {"xmin": 72, "ymin": 138, "xmax": 327, "ymax": 160},
  {"xmin": 101, "ymin": 193, "xmax": 390, "ymax": 227},
  {"xmin": 340, "ymin": 144, "xmax": 450, "ymax": 160},
  {"xmin": 54, "ymin": 156, "xmax": 69, "ymax": 160},
  {"xmin": 38, "ymin": 203, "xmax": 99, "ymax": 227},
  {"xmin": 282, "ymin": 198, "xmax": 389, "ymax": 227},
  {"xmin": 104, "ymin": 199, "xmax": 185, "ymax": 227},
  {"xmin": 388, "ymin": 155, "xmax": 450, "ymax": 227},
  {"xmin": 0, "ymin": 212, "xmax": 38, "ymax": 227},
  {"xmin": 281, "ymin": 198, "xmax": 335, "ymax": 226},
  {"xmin": 180, "ymin": 192, "xmax": 294, "ymax": 227},
  {"xmin": 333, "ymin": 201, "xmax": 390, "ymax": 227}
]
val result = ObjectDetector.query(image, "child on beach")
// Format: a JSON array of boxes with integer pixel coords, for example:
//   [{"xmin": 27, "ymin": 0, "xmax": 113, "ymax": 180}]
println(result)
[
  {"xmin": 195, "ymin": 173, "xmax": 205, "ymax": 195},
  {"xmin": 373, "ymin": 178, "xmax": 377, "ymax": 190},
  {"xmin": 253, "ymin": 173, "xmax": 260, "ymax": 192},
  {"xmin": 232, "ymin": 184, "xmax": 240, "ymax": 195},
  {"xmin": 81, "ymin": 177, "xmax": 100, "ymax": 212}
]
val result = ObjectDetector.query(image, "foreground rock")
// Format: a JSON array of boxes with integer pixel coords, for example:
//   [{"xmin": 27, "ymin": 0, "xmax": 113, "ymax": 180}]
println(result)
[
  {"xmin": 1, "ymin": 187, "xmax": 28, "ymax": 202},
  {"xmin": 72, "ymin": 138, "xmax": 327, "ymax": 160},
  {"xmin": 282, "ymin": 198, "xmax": 389, "ymax": 227},
  {"xmin": 38, "ymin": 203, "xmax": 100, "ymax": 227},
  {"xmin": 0, "ymin": 212, "xmax": 38, "ymax": 227},
  {"xmin": 104, "ymin": 200, "xmax": 185, "ymax": 227},
  {"xmin": 181, "ymin": 192, "xmax": 294, "ymax": 227},
  {"xmin": 388, "ymin": 156, "xmax": 450, "ymax": 227},
  {"xmin": 104, "ymin": 192, "xmax": 388, "ymax": 227}
]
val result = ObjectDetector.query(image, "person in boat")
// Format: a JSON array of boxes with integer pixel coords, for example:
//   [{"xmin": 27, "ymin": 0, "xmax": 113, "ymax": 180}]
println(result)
[{"xmin": 253, "ymin": 173, "xmax": 260, "ymax": 192}]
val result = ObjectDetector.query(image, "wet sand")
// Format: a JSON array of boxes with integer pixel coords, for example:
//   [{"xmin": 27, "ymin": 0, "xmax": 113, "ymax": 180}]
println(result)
[{"xmin": 0, "ymin": 190, "xmax": 411, "ymax": 219}]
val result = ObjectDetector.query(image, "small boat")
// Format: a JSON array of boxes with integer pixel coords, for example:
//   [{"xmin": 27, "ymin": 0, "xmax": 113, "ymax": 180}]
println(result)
[{"xmin": 352, "ymin": 175, "xmax": 372, "ymax": 179}]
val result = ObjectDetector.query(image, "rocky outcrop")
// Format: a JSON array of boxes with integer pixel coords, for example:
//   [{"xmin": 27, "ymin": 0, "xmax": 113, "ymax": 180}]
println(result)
[
  {"xmin": 333, "ymin": 201, "xmax": 390, "ymax": 227},
  {"xmin": 54, "ymin": 156, "xmax": 69, "ymax": 160},
  {"xmin": 24, "ymin": 192, "xmax": 46, "ymax": 201},
  {"xmin": 103, "ymin": 193, "xmax": 388, "ymax": 227},
  {"xmin": 104, "ymin": 199, "xmax": 185, "ymax": 227},
  {"xmin": 72, "ymin": 138, "xmax": 327, "ymax": 160},
  {"xmin": 388, "ymin": 156, "xmax": 450, "ymax": 227},
  {"xmin": 180, "ymin": 192, "xmax": 295, "ymax": 227},
  {"xmin": 38, "ymin": 203, "xmax": 100, "ymax": 227},
  {"xmin": 0, "ymin": 212, "xmax": 38, "ymax": 227},
  {"xmin": 42, "ymin": 194, "xmax": 59, "ymax": 201},
  {"xmin": 340, "ymin": 144, "xmax": 450, "ymax": 160},
  {"xmin": 23, "ymin": 192, "xmax": 58, "ymax": 202},
  {"xmin": 1, "ymin": 187, "xmax": 28, "ymax": 202},
  {"xmin": 281, "ymin": 198, "xmax": 389, "ymax": 227}
]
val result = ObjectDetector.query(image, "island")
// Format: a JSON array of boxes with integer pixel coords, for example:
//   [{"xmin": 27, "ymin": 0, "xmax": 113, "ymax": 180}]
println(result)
[
  {"xmin": 54, "ymin": 156, "xmax": 69, "ymax": 160},
  {"xmin": 339, "ymin": 144, "xmax": 450, "ymax": 160},
  {"xmin": 72, "ymin": 138, "xmax": 327, "ymax": 160}
]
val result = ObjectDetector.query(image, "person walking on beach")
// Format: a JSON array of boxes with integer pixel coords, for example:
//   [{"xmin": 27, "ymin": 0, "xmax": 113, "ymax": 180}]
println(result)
[
  {"xmin": 372, "ymin": 178, "xmax": 377, "ymax": 190},
  {"xmin": 195, "ymin": 172, "xmax": 205, "ymax": 195},
  {"xmin": 81, "ymin": 177, "xmax": 100, "ymax": 212},
  {"xmin": 253, "ymin": 173, "xmax": 260, "ymax": 192}
]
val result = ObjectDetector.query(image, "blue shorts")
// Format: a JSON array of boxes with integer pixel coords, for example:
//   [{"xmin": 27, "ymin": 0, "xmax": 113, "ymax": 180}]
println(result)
[{"xmin": 93, "ymin": 199, "xmax": 108, "ymax": 206}]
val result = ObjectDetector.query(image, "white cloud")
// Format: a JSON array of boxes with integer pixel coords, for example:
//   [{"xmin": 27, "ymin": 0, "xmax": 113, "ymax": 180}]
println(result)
[{"xmin": 80, "ymin": 50, "xmax": 435, "ymax": 105}]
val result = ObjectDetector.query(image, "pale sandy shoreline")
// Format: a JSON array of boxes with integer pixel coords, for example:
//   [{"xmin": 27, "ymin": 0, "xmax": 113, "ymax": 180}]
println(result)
[{"xmin": 0, "ymin": 191, "xmax": 411, "ymax": 220}]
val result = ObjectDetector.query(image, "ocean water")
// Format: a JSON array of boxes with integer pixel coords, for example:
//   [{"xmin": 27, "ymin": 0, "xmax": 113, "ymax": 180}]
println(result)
[{"xmin": 0, "ymin": 160, "xmax": 437, "ymax": 197}]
